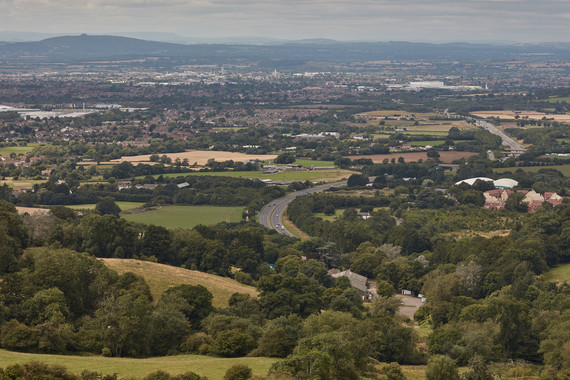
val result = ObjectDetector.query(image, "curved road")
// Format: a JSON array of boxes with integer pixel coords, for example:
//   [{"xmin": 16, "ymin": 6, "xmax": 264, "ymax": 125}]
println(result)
[
  {"xmin": 476, "ymin": 119, "xmax": 526, "ymax": 155},
  {"xmin": 259, "ymin": 181, "xmax": 347, "ymax": 237}
]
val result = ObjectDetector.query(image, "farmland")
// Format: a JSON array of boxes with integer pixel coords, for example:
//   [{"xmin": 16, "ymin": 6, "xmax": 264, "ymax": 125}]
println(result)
[
  {"xmin": 135, "ymin": 168, "xmax": 355, "ymax": 183},
  {"xmin": 471, "ymin": 110, "xmax": 570, "ymax": 122},
  {"xmin": 65, "ymin": 201, "xmax": 145, "ymax": 211},
  {"xmin": 122, "ymin": 205, "xmax": 244, "ymax": 229},
  {"xmin": 345, "ymin": 151, "xmax": 479, "ymax": 163},
  {"xmin": 108, "ymin": 150, "xmax": 278, "ymax": 166},
  {"xmin": 0, "ymin": 349, "xmax": 276, "ymax": 379},
  {"xmin": 102, "ymin": 258, "xmax": 258, "ymax": 307}
]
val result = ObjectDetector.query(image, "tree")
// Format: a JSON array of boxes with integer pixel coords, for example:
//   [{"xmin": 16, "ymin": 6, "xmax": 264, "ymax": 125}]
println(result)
[
  {"xmin": 274, "ymin": 153, "xmax": 295, "ymax": 164},
  {"xmin": 347, "ymin": 174, "xmax": 369, "ymax": 187},
  {"xmin": 224, "ymin": 364, "xmax": 252, "ymax": 380},
  {"xmin": 426, "ymin": 355, "xmax": 459, "ymax": 380},
  {"xmin": 158, "ymin": 285, "xmax": 213, "ymax": 327},
  {"xmin": 141, "ymin": 225, "xmax": 173, "ymax": 263},
  {"xmin": 95, "ymin": 197, "xmax": 121, "ymax": 218}
]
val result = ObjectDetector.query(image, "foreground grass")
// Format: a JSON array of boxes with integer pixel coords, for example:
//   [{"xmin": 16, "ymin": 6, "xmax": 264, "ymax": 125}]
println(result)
[
  {"xmin": 0, "ymin": 349, "xmax": 276, "ymax": 380},
  {"xmin": 102, "ymin": 259, "xmax": 258, "ymax": 308},
  {"xmin": 122, "ymin": 205, "xmax": 244, "ymax": 229},
  {"xmin": 545, "ymin": 263, "xmax": 570, "ymax": 284},
  {"xmin": 495, "ymin": 164, "xmax": 570, "ymax": 177}
]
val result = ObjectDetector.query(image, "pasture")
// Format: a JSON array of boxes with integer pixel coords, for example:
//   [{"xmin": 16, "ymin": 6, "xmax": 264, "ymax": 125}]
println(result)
[
  {"xmin": 121, "ymin": 205, "xmax": 244, "ymax": 229},
  {"xmin": 0, "ymin": 349, "xmax": 275, "ymax": 379},
  {"xmin": 471, "ymin": 110, "xmax": 570, "ymax": 122},
  {"xmin": 345, "ymin": 151, "xmax": 479, "ymax": 163},
  {"xmin": 0, "ymin": 143, "xmax": 39, "ymax": 156},
  {"xmin": 65, "ymin": 201, "xmax": 145, "ymax": 211},
  {"xmin": 102, "ymin": 259, "xmax": 258, "ymax": 307},
  {"xmin": 134, "ymin": 168, "xmax": 354, "ymax": 183}
]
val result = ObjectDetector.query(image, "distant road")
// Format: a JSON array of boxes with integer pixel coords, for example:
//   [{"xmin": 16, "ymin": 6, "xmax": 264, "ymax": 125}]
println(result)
[
  {"xmin": 258, "ymin": 181, "xmax": 347, "ymax": 237},
  {"xmin": 476, "ymin": 120, "xmax": 526, "ymax": 158}
]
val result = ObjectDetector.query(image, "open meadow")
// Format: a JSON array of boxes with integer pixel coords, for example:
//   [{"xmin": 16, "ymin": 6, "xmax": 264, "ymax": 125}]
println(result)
[
  {"xmin": 0, "ymin": 143, "xmax": 39, "ymax": 156},
  {"xmin": 134, "ymin": 168, "xmax": 354, "ymax": 183},
  {"xmin": 121, "ymin": 205, "xmax": 244, "ymax": 229},
  {"xmin": 102, "ymin": 259, "xmax": 258, "ymax": 307},
  {"xmin": 471, "ymin": 110, "xmax": 570, "ymax": 122},
  {"xmin": 345, "ymin": 151, "xmax": 479, "ymax": 163},
  {"xmin": 107, "ymin": 150, "xmax": 278, "ymax": 166},
  {"xmin": 65, "ymin": 201, "xmax": 146, "ymax": 211},
  {"xmin": 0, "ymin": 349, "xmax": 275, "ymax": 379},
  {"xmin": 544, "ymin": 263, "xmax": 570, "ymax": 284}
]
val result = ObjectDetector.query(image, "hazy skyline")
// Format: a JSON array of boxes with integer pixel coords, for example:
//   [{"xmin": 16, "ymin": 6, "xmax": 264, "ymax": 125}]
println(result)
[{"xmin": 2, "ymin": 0, "xmax": 570, "ymax": 43}]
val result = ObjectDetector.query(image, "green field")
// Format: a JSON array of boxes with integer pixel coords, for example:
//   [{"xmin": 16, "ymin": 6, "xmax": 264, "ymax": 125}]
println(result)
[
  {"xmin": 0, "ymin": 349, "xmax": 276, "ymax": 379},
  {"xmin": 291, "ymin": 159, "xmax": 335, "ymax": 168},
  {"xmin": 545, "ymin": 263, "xmax": 570, "ymax": 283},
  {"xmin": 65, "ymin": 202, "xmax": 145, "ymax": 211},
  {"xmin": 544, "ymin": 96, "xmax": 570, "ymax": 103},
  {"xmin": 122, "ymin": 205, "xmax": 244, "ymax": 229},
  {"xmin": 495, "ymin": 164, "xmax": 570, "ymax": 177},
  {"xmin": 102, "ymin": 259, "xmax": 258, "ymax": 308},
  {"xmin": 134, "ymin": 169, "xmax": 354, "ymax": 183},
  {"xmin": 0, "ymin": 143, "xmax": 39, "ymax": 156}
]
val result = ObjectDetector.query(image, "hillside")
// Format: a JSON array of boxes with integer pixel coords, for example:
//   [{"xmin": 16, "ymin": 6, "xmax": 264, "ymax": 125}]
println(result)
[
  {"xmin": 2, "ymin": 34, "xmax": 570, "ymax": 63},
  {"xmin": 102, "ymin": 258, "xmax": 258, "ymax": 308}
]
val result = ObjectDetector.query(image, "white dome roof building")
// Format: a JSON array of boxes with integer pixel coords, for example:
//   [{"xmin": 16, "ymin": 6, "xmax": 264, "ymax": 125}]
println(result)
[
  {"xmin": 493, "ymin": 178, "xmax": 518, "ymax": 189},
  {"xmin": 454, "ymin": 177, "xmax": 494, "ymax": 186}
]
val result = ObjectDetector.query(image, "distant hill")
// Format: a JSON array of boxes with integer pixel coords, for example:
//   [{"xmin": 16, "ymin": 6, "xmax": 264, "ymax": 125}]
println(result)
[
  {"xmin": 1, "ymin": 34, "xmax": 570, "ymax": 63},
  {"xmin": 101, "ymin": 258, "xmax": 258, "ymax": 308}
]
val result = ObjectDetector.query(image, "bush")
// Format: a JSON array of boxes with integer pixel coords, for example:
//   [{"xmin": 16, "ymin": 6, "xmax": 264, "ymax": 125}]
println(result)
[
  {"xmin": 210, "ymin": 329, "xmax": 256, "ymax": 357},
  {"xmin": 426, "ymin": 355, "xmax": 459, "ymax": 380},
  {"xmin": 224, "ymin": 364, "xmax": 252, "ymax": 380}
]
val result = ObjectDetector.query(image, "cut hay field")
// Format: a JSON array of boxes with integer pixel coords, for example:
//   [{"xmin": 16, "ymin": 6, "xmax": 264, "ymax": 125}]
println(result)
[
  {"xmin": 135, "ymin": 169, "xmax": 354, "ymax": 183},
  {"xmin": 345, "ymin": 151, "xmax": 479, "ymax": 163},
  {"xmin": 495, "ymin": 164, "xmax": 570, "ymax": 177},
  {"xmin": 102, "ymin": 259, "xmax": 258, "ymax": 307},
  {"xmin": 0, "ymin": 349, "xmax": 275, "ymax": 379},
  {"xmin": 108, "ymin": 150, "xmax": 277, "ymax": 166},
  {"xmin": 471, "ymin": 110, "xmax": 570, "ymax": 122},
  {"xmin": 122, "ymin": 205, "xmax": 244, "ymax": 229}
]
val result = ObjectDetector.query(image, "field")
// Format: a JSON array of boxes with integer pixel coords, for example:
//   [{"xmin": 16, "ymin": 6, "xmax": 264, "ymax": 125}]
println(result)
[
  {"xmin": 0, "ymin": 349, "xmax": 275, "ymax": 379},
  {"xmin": 544, "ymin": 96, "xmax": 570, "ymax": 103},
  {"xmin": 122, "ymin": 205, "xmax": 244, "ymax": 229},
  {"xmin": 544, "ymin": 263, "xmax": 570, "ymax": 284},
  {"xmin": 0, "ymin": 178, "xmax": 44, "ymax": 190},
  {"xmin": 495, "ymin": 164, "xmax": 570, "ymax": 177},
  {"xmin": 102, "ymin": 259, "xmax": 258, "ymax": 307},
  {"xmin": 345, "ymin": 151, "xmax": 479, "ymax": 163},
  {"xmin": 107, "ymin": 150, "xmax": 278, "ymax": 166},
  {"xmin": 0, "ymin": 143, "xmax": 39, "ymax": 156},
  {"xmin": 291, "ymin": 158, "xmax": 335, "ymax": 167},
  {"xmin": 134, "ymin": 168, "xmax": 355, "ymax": 183},
  {"xmin": 65, "ymin": 202, "xmax": 145, "ymax": 211},
  {"xmin": 471, "ymin": 110, "xmax": 570, "ymax": 122}
]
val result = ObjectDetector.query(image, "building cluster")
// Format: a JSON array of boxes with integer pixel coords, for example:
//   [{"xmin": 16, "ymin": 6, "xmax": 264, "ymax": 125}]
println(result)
[{"xmin": 484, "ymin": 189, "xmax": 564, "ymax": 212}]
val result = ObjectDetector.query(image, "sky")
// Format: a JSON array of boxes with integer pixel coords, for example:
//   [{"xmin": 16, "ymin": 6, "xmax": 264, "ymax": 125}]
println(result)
[{"xmin": 2, "ymin": 0, "xmax": 570, "ymax": 43}]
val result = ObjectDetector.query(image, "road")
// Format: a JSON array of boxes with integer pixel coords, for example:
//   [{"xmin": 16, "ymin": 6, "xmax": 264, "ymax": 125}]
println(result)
[
  {"xmin": 476, "ymin": 119, "xmax": 526, "ymax": 157},
  {"xmin": 258, "ymin": 180, "xmax": 347, "ymax": 237}
]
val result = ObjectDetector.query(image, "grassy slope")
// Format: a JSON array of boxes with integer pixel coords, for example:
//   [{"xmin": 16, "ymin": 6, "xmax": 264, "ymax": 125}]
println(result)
[
  {"xmin": 0, "ymin": 349, "xmax": 275, "ymax": 380},
  {"xmin": 544, "ymin": 263, "xmax": 570, "ymax": 284},
  {"xmin": 102, "ymin": 259, "xmax": 258, "ymax": 308},
  {"xmin": 121, "ymin": 205, "xmax": 244, "ymax": 229}
]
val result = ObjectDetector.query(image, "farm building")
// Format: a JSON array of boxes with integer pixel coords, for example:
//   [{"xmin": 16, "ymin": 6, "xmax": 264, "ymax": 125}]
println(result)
[{"xmin": 330, "ymin": 269, "xmax": 369, "ymax": 299}]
